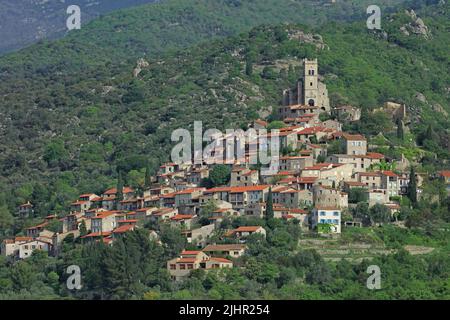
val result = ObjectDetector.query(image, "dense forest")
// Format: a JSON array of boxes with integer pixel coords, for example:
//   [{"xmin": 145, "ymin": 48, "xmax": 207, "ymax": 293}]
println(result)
[
  {"xmin": 0, "ymin": 0, "xmax": 159, "ymax": 54},
  {"xmin": 0, "ymin": 0, "xmax": 448, "ymax": 300},
  {"xmin": 0, "ymin": 216, "xmax": 449, "ymax": 299}
]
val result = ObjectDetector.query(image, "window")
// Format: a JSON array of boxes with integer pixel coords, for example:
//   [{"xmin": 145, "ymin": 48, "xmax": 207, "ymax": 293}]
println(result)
[
  {"xmin": 170, "ymin": 264, "xmax": 176, "ymax": 270},
  {"xmin": 333, "ymin": 211, "xmax": 339, "ymax": 216},
  {"xmin": 180, "ymin": 264, "xmax": 186, "ymax": 270},
  {"xmin": 187, "ymin": 264, "xmax": 193, "ymax": 270},
  {"xmin": 320, "ymin": 211, "xmax": 326, "ymax": 216}
]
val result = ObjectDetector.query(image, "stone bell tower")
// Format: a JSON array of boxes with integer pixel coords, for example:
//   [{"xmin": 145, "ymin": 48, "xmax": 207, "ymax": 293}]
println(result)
[
  {"xmin": 281, "ymin": 58, "xmax": 330, "ymax": 112},
  {"xmin": 303, "ymin": 58, "xmax": 319, "ymax": 107}
]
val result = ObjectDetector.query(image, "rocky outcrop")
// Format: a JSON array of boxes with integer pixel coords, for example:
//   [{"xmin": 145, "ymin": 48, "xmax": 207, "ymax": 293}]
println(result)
[
  {"xmin": 133, "ymin": 58, "xmax": 150, "ymax": 78},
  {"xmin": 287, "ymin": 30, "xmax": 328, "ymax": 50},
  {"xmin": 400, "ymin": 10, "xmax": 431, "ymax": 39}
]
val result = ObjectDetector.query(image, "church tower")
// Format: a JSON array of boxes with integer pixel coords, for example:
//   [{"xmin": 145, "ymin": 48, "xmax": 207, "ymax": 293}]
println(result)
[
  {"xmin": 303, "ymin": 58, "xmax": 319, "ymax": 107},
  {"xmin": 280, "ymin": 58, "xmax": 330, "ymax": 113}
]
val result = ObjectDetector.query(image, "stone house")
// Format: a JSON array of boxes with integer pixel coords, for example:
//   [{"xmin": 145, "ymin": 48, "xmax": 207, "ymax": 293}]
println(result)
[
  {"xmin": 202, "ymin": 244, "xmax": 247, "ymax": 258},
  {"xmin": 312, "ymin": 207, "xmax": 342, "ymax": 234},
  {"xmin": 167, "ymin": 250, "xmax": 233, "ymax": 281},
  {"xmin": 342, "ymin": 133, "xmax": 367, "ymax": 155}
]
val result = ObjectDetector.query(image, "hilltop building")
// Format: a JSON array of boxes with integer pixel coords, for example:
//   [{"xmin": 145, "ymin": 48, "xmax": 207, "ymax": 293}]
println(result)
[{"xmin": 281, "ymin": 58, "xmax": 330, "ymax": 112}]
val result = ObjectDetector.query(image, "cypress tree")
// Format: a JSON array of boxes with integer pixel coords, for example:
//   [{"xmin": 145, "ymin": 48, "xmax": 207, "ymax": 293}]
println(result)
[
  {"xmin": 408, "ymin": 166, "xmax": 417, "ymax": 206},
  {"xmin": 116, "ymin": 170, "xmax": 124, "ymax": 204},
  {"xmin": 245, "ymin": 56, "xmax": 253, "ymax": 76},
  {"xmin": 144, "ymin": 163, "xmax": 152, "ymax": 188},
  {"xmin": 79, "ymin": 220, "xmax": 87, "ymax": 237},
  {"xmin": 266, "ymin": 188, "xmax": 274, "ymax": 222},
  {"xmin": 397, "ymin": 118, "xmax": 404, "ymax": 141}
]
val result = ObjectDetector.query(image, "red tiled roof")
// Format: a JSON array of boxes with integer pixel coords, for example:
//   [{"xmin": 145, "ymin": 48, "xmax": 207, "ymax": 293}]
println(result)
[
  {"xmin": 175, "ymin": 188, "xmax": 204, "ymax": 195},
  {"xmin": 71, "ymin": 200, "xmax": 88, "ymax": 205},
  {"xmin": 26, "ymin": 222, "xmax": 48, "ymax": 230},
  {"xmin": 342, "ymin": 133, "xmax": 366, "ymax": 141},
  {"xmin": 297, "ymin": 126, "xmax": 328, "ymax": 135},
  {"xmin": 15, "ymin": 236, "xmax": 32, "ymax": 242},
  {"xmin": 365, "ymin": 152, "xmax": 385, "ymax": 159},
  {"xmin": 209, "ymin": 257, "xmax": 232, "ymax": 263},
  {"xmin": 171, "ymin": 214, "xmax": 194, "ymax": 221},
  {"xmin": 203, "ymin": 244, "xmax": 246, "ymax": 252},
  {"xmin": 160, "ymin": 192, "xmax": 176, "ymax": 199},
  {"xmin": 81, "ymin": 231, "xmax": 112, "ymax": 238},
  {"xmin": 290, "ymin": 208, "xmax": 307, "ymax": 214},
  {"xmin": 103, "ymin": 187, "xmax": 134, "ymax": 195},
  {"xmin": 181, "ymin": 250, "xmax": 201, "ymax": 255},
  {"xmin": 79, "ymin": 193, "xmax": 95, "ymax": 198},
  {"xmin": 234, "ymin": 226, "xmax": 262, "ymax": 232},
  {"xmin": 113, "ymin": 224, "xmax": 135, "ymax": 234},
  {"xmin": 229, "ymin": 185, "xmax": 270, "ymax": 193},
  {"xmin": 254, "ymin": 119, "xmax": 268, "ymax": 126},
  {"xmin": 204, "ymin": 187, "xmax": 232, "ymax": 193},
  {"xmin": 439, "ymin": 170, "xmax": 450, "ymax": 178},
  {"xmin": 382, "ymin": 171, "xmax": 399, "ymax": 177},
  {"xmin": 94, "ymin": 211, "xmax": 118, "ymax": 219}
]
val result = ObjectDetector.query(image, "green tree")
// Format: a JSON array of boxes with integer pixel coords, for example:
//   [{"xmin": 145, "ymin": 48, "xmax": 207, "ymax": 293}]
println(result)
[
  {"xmin": 116, "ymin": 170, "xmax": 124, "ymax": 203},
  {"xmin": 369, "ymin": 204, "xmax": 391, "ymax": 224},
  {"xmin": 353, "ymin": 202, "xmax": 370, "ymax": 226},
  {"xmin": 79, "ymin": 220, "xmax": 88, "ymax": 237},
  {"xmin": 267, "ymin": 121, "xmax": 286, "ymax": 130},
  {"xmin": 144, "ymin": 163, "xmax": 152, "ymax": 188},
  {"xmin": 408, "ymin": 166, "xmax": 418, "ymax": 207},
  {"xmin": 201, "ymin": 200, "xmax": 218, "ymax": 217},
  {"xmin": 245, "ymin": 56, "xmax": 253, "ymax": 76},
  {"xmin": 397, "ymin": 118, "xmax": 404, "ymax": 141},
  {"xmin": 348, "ymin": 188, "xmax": 368, "ymax": 204},
  {"xmin": 266, "ymin": 188, "xmax": 274, "ymax": 223},
  {"xmin": 43, "ymin": 139, "xmax": 68, "ymax": 165},
  {"xmin": 208, "ymin": 165, "xmax": 231, "ymax": 187},
  {"xmin": 46, "ymin": 219, "xmax": 62, "ymax": 233},
  {"xmin": 0, "ymin": 205, "xmax": 13, "ymax": 236}
]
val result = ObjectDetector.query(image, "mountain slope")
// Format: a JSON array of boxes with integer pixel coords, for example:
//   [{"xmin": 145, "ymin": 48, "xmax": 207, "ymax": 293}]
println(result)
[
  {"xmin": 0, "ymin": 0, "xmax": 448, "ymax": 218},
  {"xmin": 1, "ymin": 0, "xmax": 410, "ymax": 58},
  {"xmin": 0, "ymin": 0, "xmax": 159, "ymax": 54}
]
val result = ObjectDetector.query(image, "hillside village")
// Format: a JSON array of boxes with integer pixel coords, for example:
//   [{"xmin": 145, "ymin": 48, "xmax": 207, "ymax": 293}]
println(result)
[{"xmin": 2, "ymin": 58, "xmax": 449, "ymax": 282}]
